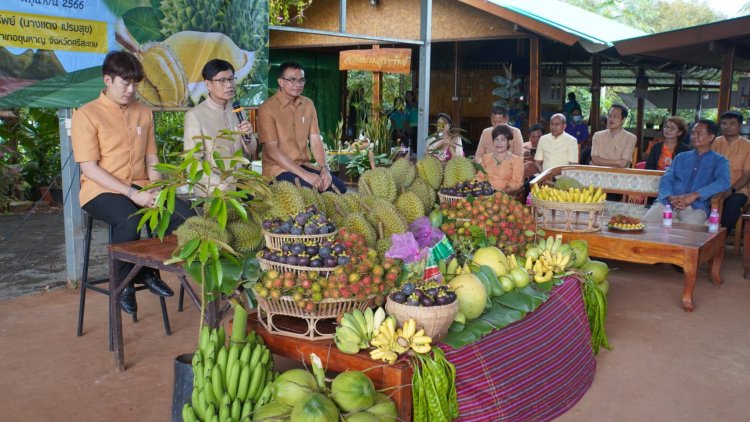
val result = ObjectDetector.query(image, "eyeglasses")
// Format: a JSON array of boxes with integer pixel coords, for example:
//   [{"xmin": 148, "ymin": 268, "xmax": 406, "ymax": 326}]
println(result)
[
  {"xmin": 281, "ymin": 77, "xmax": 306, "ymax": 85},
  {"xmin": 209, "ymin": 77, "xmax": 237, "ymax": 85}
]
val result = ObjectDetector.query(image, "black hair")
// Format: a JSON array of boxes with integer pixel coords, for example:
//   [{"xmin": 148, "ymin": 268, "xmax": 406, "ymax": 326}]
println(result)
[
  {"xmin": 529, "ymin": 123, "xmax": 544, "ymax": 133},
  {"xmin": 571, "ymin": 107, "xmax": 582, "ymax": 114},
  {"xmin": 720, "ymin": 111, "xmax": 744, "ymax": 125},
  {"xmin": 278, "ymin": 62, "xmax": 303, "ymax": 77},
  {"xmin": 102, "ymin": 51, "xmax": 144, "ymax": 82},
  {"xmin": 698, "ymin": 119, "xmax": 719, "ymax": 137},
  {"xmin": 491, "ymin": 106, "xmax": 508, "ymax": 117},
  {"xmin": 436, "ymin": 113, "xmax": 452, "ymax": 128},
  {"xmin": 201, "ymin": 59, "xmax": 234, "ymax": 81},
  {"xmin": 568, "ymin": 92, "xmax": 576, "ymax": 100},
  {"xmin": 492, "ymin": 125, "xmax": 513, "ymax": 141},
  {"xmin": 610, "ymin": 104, "xmax": 629, "ymax": 119}
]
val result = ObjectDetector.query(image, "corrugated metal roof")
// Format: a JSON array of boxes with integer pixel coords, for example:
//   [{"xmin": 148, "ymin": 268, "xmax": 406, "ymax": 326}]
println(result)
[{"xmin": 487, "ymin": 0, "xmax": 645, "ymax": 52}]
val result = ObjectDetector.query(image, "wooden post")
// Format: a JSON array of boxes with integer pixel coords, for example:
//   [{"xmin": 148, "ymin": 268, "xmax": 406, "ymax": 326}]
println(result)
[
  {"xmin": 590, "ymin": 55, "xmax": 601, "ymax": 133},
  {"xmin": 671, "ymin": 74, "xmax": 681, "ymax": 116},
  {"xmin": 717, "ymin": 43, "xmax": 735, "ymax": 115},
  {"xmin": 529, "ymin": 36, "xmax": 540, "ymax": 130},
  {"xmin": 452, "ymin": 41, "xmax": 461, "ymax": 125},
  {"xmin": 636, "ymin": 96, "xmax": 644, "ymax": 162},
  {"xmin": 372, "ymin": 45, "xmax": 382, "ymax": 120}
]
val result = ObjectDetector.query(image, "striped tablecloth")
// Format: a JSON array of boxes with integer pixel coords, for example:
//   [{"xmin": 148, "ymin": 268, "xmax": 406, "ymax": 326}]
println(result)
[{"xmin": 440, "ymin": 278, "xmax": 595, "ymax": 421}]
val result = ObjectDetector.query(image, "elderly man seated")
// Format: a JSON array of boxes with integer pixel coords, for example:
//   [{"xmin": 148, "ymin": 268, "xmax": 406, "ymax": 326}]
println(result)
[{"xmin": 642, "ymin": 119, "xmax": 730, "ymax": 225}]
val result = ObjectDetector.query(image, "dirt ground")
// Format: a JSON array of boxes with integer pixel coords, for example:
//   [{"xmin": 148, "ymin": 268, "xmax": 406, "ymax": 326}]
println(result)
[{"xmin": 1, "ymin": 209, "xmax": 749, "ymax": 421}]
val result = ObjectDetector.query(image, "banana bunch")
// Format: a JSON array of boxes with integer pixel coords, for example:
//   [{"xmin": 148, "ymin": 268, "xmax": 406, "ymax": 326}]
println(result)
[
  {"xmin": 334, "ymin": 308, "xmax": 386, "ymax": 355},
  {"xmin": 531, "ymin": 184, "xmax": 605, "ymax": 203},
  {"xmin": 370, "ymin": 318, "xmax": 433, "ymax": 363},
  {"xmin": 182, "ymin": 326, "xmax": 276, "ymax": 422},
  {"xmin": 524, "ymin": 235, "xmax": 573, "ymax": 283},
  {"xmin": 438, "ymin": 257, "xmax": 460, "ymax": 282}
]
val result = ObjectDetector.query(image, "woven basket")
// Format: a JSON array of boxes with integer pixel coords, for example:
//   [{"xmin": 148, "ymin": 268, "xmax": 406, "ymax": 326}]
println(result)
[
  {"xmin": 385, "ymin": 296, "xmax": 458, "ymax": 342},
  {"xmin": 254, "ymin": 290, "xmax": 373, "ymax": 340},
  {"xmin": 257, "ymin": 256, "xmax": 335, "ymax": 276},
  {"xmin": 530, "ymin": 197, "xmax": 605, "ymax": 232},
  {"xmin": 262, "ymin": 230, "xmax": 338, "ymax": 251},
  {"xmin": 437, "ymin": 192, "xmax": 467, "ymax": 206}
]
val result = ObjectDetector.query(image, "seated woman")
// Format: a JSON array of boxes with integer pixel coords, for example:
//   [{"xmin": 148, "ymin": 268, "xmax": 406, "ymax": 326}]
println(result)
[
  {"xmin": 645, "ymin": 116, "xmax": 690, "ymax": 171},
  {"xmin": 426, "ymin": 113, "xmax": 464, "ymax": 161},
  {"xmin": 481, "ymin": 125, "xmax": 524, "ymax": 193}
]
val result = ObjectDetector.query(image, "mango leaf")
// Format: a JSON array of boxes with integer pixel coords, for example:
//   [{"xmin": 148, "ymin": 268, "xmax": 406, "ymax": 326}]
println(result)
[
  {"xmin": 122, "ymin": 7, "xmax": 164, "ymax": 44},
  {"xmin": 184, "ymin": 255, "xmax": 243, "ymax": 298}
]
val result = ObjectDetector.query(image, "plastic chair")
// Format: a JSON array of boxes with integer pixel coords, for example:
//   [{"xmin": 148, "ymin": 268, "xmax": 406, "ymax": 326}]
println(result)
[
  {"xmin": 76, "ymin": 212, "xmax": 171, "ymax": 350},
  {"xmin": 635, "ymin": 161, "xmax": 646, "ymax": 169}
]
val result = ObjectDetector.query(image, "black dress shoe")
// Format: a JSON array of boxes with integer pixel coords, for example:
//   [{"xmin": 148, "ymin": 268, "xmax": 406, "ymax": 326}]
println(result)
[
  {"xmin": 138, "ymin": 270, "xmax": 174, "ymax": 297},
  {"xmin": 120, "ymin": 284, "xmax": 137, "ymax": 315}
]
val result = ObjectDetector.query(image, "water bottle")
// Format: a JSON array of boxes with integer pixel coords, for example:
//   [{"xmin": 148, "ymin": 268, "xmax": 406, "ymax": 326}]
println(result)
[
  {"xmin": 708, "ymin": 208, "xmax": 720, "ymax": 233},
  {"xmin": 662, "ymin": 204, "xmax": 673, "ymax": 228},
  {"xmin": 526, "ymin": 193, "xmax": 532, "ymax": 206}
]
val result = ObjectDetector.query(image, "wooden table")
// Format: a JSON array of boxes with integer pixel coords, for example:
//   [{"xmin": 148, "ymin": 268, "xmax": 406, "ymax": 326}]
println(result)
[
  {"xmin": 107, "ymin": 235, "xmax": 228, "ymax": 371},
  {"xmin": 247, "ymin": 313, "xmax": 413, "ymax": 421},
  {"xmin": 544, "ymin": 221, "xmax": 726, "ymax": 312}
]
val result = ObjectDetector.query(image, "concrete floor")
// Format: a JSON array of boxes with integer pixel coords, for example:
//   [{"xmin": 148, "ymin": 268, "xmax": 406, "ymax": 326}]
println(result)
[{"xmin": 1, "ymin": 212, "xmax": 749, "ymax": 420}]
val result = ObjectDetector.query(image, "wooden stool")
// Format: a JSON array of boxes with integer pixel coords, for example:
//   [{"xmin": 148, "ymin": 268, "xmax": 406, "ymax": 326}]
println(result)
[{"xmin": 76, "ymin": 212, "xmax": 172, "ymax": 350}]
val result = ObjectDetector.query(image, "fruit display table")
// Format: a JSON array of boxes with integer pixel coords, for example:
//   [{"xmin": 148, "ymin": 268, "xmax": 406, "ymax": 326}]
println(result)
[
  {"xmin": 545, "ymin": 221, "xmax": 726, "ymax": 311},
  {"xmin": 440, "ymin": 278, "xmax": 595, "ymax": 421}
]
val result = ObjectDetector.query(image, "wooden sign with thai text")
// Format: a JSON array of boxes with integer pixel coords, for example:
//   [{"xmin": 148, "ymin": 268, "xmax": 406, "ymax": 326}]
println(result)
[{"xmin": 339, "ymin": 48, "xmax": 411, "ymax": 74}]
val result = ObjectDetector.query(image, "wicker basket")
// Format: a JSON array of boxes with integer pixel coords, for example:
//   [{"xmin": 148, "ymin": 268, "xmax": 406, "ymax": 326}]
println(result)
[
  {"xmin": 258, "ymin": 256, "xmax": 335, "ymax": 276},
  {"xmin": 262, "ymin": 230, "xmax": 338, "ymax": 251},
  {"xmin": 437, "ymin": 192, "xmax": 467, "ymax": 206},
  {"xmin": 385, "ymin": 296, "xmax": 458, "ymax": 342},
  {"xmin": 254, "ymin": 290, "xmax": 373, "ymax": 340},
  {"xmin": 530, "ymin": 197, "xmax": 605, "ymax": 232}
]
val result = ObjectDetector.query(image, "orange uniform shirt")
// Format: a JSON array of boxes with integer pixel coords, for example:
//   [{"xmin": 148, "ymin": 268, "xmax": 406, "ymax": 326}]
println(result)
[
  {"xmin": 71, "ymin": 92, "xmax": 157, "ymax": 206},
  {"xmin": 712, "ymin": 136, "xmax": 750, "ymax": 198},
  {"xmin": 257, "ymin": 91, "xmax": 320, "ymax": 178},
  {"xmin": 481, "ymin": 153, "xmax": 524, "ymax": 191}
]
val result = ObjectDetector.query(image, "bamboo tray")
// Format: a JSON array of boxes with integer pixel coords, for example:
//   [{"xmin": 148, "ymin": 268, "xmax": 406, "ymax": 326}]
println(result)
[
  {"xmin": 262, "ymin": 229, "xmax": 338, "ymax": 251},
  {"xmin": 530, "ymin": 197, "xmax": 605, "ymax": 232}
]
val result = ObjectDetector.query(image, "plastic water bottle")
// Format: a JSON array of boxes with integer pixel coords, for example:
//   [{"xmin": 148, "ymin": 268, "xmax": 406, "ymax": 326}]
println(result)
[
  {"xmin": 708, "ymin": 208, "xmax": 720, "ymax": 233},
  {"xmin": 526, "ymin": 193, "xmax": 532, "ymax": 206},
  {"xmin": 662, "ymin": 204, "xmax": 673, "ymax": 228}
]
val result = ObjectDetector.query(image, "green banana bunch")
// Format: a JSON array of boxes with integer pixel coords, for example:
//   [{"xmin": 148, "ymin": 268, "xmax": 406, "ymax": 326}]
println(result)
[
  {"xmin": 439, "ymin": 257, "xmax": 460, "ymax": 281},
  {"xmin": 334, "ymin": 307, "xmax": 384, "ymax": 354}
]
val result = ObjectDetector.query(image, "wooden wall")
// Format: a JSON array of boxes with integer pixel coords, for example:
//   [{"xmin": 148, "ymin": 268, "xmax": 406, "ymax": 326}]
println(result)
[{"xmin": 270, "ymin": 0, "xmax": 519, "ymax": 48}]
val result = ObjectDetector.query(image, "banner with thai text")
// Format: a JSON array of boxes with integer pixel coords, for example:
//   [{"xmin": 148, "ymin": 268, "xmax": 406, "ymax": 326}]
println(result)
[{"xmin": 0, "ymin": 0, "xmax": 268, "ymax": 108}]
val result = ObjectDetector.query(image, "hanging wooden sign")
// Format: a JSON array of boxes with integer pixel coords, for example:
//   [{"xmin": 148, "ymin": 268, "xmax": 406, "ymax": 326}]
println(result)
[{"xmin": 339, "ymin": 48, "xmax": 411, "ymax": 74}]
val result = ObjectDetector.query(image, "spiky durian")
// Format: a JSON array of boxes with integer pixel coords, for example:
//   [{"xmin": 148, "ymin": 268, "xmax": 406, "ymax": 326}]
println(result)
[
  {"xmin": 407, "ymin": 177, "xmax": 436, "ymax": 211},
  {"xmin": 416, "ymin": 155, "xmax": 443, "ymax": 190},
  {"xmin": 344, "ymin": 213, "xmax": 377, "ymax": 246},
  {"xmin": 174, "ymin": 216, "xmax": 230, "ymax": 248},
  {"xmin": 369, "ymin": 199, "xmax": 408, "ymax": 238},
  {"xmin": 442, "ymin": 156, "xmax": 477, "ymax": 188},
  {"xmin": 358, "ymin": 167, "xmax": 397, "ymax": 202},
  {"xmin": 554, "ymin": 176, "xmax": 583, "ymax": 191},
  {"xmin": 319, "ymin": 192, "xmax": 338, "ymax": 220},
  {"xmin": 375, "ymin": 238, "xmax": 393, "ymax": 259},
  {"xmin": 227, "ymin": 218, "xmax": 263, "ymax": 255},
  {"xmin": 268, "ymin": 181, "xmax": 306, "ymax": 219},
  {"xmin": 297, "ymin": 186, "xmax": 322, "ymax": 210},
  {"xmin": 396, "ymin": 192, "xmax": 425, "ymax": 224},
  {"xmin": 389, "ymin": 158, "xmax": 416, "ymax": 188}
]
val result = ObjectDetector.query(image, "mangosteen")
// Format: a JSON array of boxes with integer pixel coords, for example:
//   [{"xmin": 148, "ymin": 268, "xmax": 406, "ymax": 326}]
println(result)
[
  {"xmin": 304, "ymin": 223, "xmax": 318, "ymax": 235},
  {"xmin": 319, "ymin": 246, "xmax": 332, "ymax": 258},
  {"xmin": 281, "ymin": 243, "xmax": 291, "ymax": 253},
  {"xmin": 333, "ymin": 243, "xmax": 345, "ymax": 254},
  {"xmin": 318, "ymin": 225, "xmax": 330, "ymax": 234},
  {"xmin": 337, "ymin": 255, "xmax": 350, "ymax": 266},
  {"xmin": 305, "ymin": 245, "xmax": 319, "ymax": 256},
  {"xmin": 262, "ymin": 220, "xmax": 274, "ymax": 230},
  {"xmin": 309, "ymin": 258, "xmax": 323, "ymax": 268},
  {"xmin": 290, "ymin": 225, "xmax": 303, "ymax": 235},
  {"xmin": 420, "ymin": 296, "xmax": 434, "ymax": 307},
  {"xmin": 291, "ymin": 243, "xmax": 305, "ymax": 255},
  {"xmin": 406, "ymin": 295, "xmax": 420, "ymax": 306},
  {"xmin": 414, "ymin": 289, "xmax": 425, "ymax": 299},
  {"xmin": 286, "ymin": 255, "xmax": 299, "ymax": 266},
  {"xmin": 261, "ymin": 250, "xmax": 273, "ymax": 260},
  {"xmin": 324, "ymin": 256, "xmax": 337, "ymax": 267},
  {"xmin": 435, "ymin": 295, "xmax": 450, "ymax": 306},
  {"xmin": 326, "ymin": 222, "xmax": 336, "ymax": 232},
  {"xmin": 402, "ymin": 282, "xmax": 416, "ymax": 295},
  {"xmin": 276, "ymin": 254, "xmax": 287, "ymax": 264},
  {"xmin": 297, "ymin": 255, "xmax": 310, "ymax": 266},
  {"xmin": 445, "ymin": 291, "xmax": 457, "ymax": 303},
  {"xmin": 425, "ymin": 287, "xmax": 438, "ymax": 298},
  {"xmin": 391, "ymin": 292, "xmax": 407, "ymax": 303},
  {"xmin": 305, "ymin": 205, "xmax": 318, "ymax": 214},
  {"xmin": 279, "ymin": 221, "xmax": 293, "ymax": 233}
]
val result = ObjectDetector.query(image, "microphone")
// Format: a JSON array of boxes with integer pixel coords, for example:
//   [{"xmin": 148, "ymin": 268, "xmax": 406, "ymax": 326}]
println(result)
[{"xmin": 232, "ymin": 101, "xmax": 254, "ymax": 143}]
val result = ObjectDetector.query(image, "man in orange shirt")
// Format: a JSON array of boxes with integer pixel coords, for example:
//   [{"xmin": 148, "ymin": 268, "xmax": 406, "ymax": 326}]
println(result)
[
  {"xmin": 712, "ymin": 111, "xmax": 750, "ymax": 231},
  {"xmin": 257, "ymin": 62, "xmax": 347, "ymax": 193},
  {"xmin": 72, "ymin": 51, "xmax": 194, "ymax": 314}
]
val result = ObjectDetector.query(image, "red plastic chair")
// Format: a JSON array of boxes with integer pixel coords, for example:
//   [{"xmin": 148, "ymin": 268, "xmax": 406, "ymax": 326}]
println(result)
[{"xmin": 635, "ymin": 161, "xmax": 646, "ymax": 169}]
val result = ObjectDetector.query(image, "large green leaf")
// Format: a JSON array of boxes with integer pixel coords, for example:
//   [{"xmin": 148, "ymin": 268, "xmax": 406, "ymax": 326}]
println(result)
[
  {"xmin": 123, "ymin": 7, "xmax": 164, "ymax": 44},
  {"xmin": 102, "ymin": 0, "xmax": 153, "ymax": 17},
  {"xmin": 493, "ymin": 286, "xmax": 547, "ymax": 312},
  {"xmin": 0, "ymin": 67, "xmax": 102, "ymax": 108},
  {"xmin": 184, "ymin": 255, "xmax": 243, "ymax": 299}
]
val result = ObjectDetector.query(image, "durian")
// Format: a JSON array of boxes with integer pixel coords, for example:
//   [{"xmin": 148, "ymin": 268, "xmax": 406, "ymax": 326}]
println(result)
[
  {"xmin": 336, "ymin": 192, "xmax": 363, "ymax": 214},
  {"xmin": 136, "ymin": 43, "xmax": 188, "ymax": 107},
  {"xmin": 375, "ymin": 238, "xmax": 393, "ymax": 259},
  {"xmin": 442, "ymin": 156, "xmax": 477, "ymax": 188},
  {"xmin": 407, "ymin": 177, "xmax": 436, "ymax": 210},
  {"xmin": 358, "ymin": 168, "xmax": 397, "ymax": 203},
  {"xmin": 396, "ymin": 192, "xmax": 425, "ymax": 224},
  {"xmin": 319, "ymin": 192, "xmax": 338, "ymax": 221},
  {"xmin": 268, "ymin": 181, "xmax": 306, "ymax": 219},
  {"xmin": 389, "ymin": 158, "xmax": 416, "ymax": 188},
  {"xmin": 227, "ymin": 218, "xmax": 263, "ymax": 255},
  {"xmin": 554, "ymin": 176, "xmax": 583, "ymax": 191},
  {"xmin": 344, "ymin": 213, "xmax": 377, "ymax": 246},
  {"xmin": 368, "ymin": 198, "xmax": 408, "ymax": 238},
  {"xmin": 162, "ymin": 31, "xmax": 247, "ymax": 84},
  {"xmin": 416, "ymin": 156, "xmax": 443, "ymax": 190},
  {"xmin": 174, "ymin": 216, "xmax": 231, "ymax": 248},
  {"xmin": 297, "ymin": 186, "xmax": 322, "ymax": 210}
]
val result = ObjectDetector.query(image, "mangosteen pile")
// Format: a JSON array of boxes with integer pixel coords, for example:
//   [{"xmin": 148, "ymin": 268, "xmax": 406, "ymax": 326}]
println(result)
[
  {"xmin": 440, "ymin": 179, "xmax": 494, "ymax": 198},
  {"xmin": 258, "ymin": 240, "xmax": 349, "ymax": 268},
  {"xmin": 389, "ymin": 282, "xmax": 457, "ymax": 307},
  {"xmin": 262, "ymin": 205, "xmax": 336, "ymax": 235}
]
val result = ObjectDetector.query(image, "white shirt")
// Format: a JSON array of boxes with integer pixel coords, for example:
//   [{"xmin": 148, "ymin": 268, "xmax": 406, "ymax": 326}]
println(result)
[{"xmin": 534, "ymin": 132, "xmax": 579, "ymax": 172}]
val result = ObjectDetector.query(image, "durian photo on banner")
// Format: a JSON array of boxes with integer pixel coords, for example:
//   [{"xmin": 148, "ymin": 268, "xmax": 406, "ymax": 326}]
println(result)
[{"xmin": 0, "ymin": 0, "xmax": 269, "ymax": 109}]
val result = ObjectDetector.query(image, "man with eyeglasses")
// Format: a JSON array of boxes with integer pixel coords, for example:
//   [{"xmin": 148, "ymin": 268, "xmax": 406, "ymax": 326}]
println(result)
[
  {"xmin": 183, "ymin": 59, "xmax": 257, "ymax": 195},
  {"xmin": 258, "ymin": 62, "xmax": 347, "ymax": 192}
]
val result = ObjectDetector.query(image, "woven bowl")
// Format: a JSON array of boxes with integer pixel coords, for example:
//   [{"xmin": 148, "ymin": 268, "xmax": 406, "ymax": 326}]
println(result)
[{"xmin": 385, "ymin": 296, "xmax": 458, "ymax": 342}]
